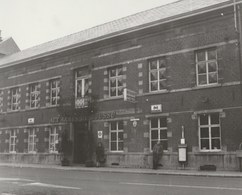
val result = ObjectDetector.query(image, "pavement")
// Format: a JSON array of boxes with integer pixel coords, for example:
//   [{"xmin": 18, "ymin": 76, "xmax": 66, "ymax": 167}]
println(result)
[{"xmin": 0, "ymin": 162, "xmax": 242, "ymax": 178}]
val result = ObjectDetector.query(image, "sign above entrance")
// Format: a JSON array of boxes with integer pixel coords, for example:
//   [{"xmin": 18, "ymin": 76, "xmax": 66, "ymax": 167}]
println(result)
[{"xmin": 151, "ymin": 104, "xmax": 162, "ymax": 113}]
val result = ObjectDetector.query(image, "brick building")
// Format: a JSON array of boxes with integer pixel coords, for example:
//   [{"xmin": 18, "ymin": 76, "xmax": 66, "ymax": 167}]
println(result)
[{"xmin": 0, "ymin": 0, "xmax": 242, "ymax": 170}]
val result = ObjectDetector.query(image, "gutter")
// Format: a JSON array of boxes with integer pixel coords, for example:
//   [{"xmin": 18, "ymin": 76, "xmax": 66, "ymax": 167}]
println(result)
[{"xmin": 0, "ymin": 0, "xmax": 242, "ymax": 69}]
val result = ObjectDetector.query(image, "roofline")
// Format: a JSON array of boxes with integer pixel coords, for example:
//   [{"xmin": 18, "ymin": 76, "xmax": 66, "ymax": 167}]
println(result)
[{"xmin": 0, "ymin": 0, "xmax": 240, "ymax": 69}]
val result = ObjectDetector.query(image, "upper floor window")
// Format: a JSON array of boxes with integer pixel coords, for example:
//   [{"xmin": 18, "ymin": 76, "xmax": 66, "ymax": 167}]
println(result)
[
  {"xmin": 109, "ymin": 121, "xmax": 124, "ymax": 152},
  {"xmin": 199, "ymin": 113, "xmax": 221, "ymax": 151},
  {"xmin": 9, "ymin": 129, "xmax": 17, "ymax": 153},
  {"xmin": 10, "ymin": 87, "xmax": 20, "ymax": 111},
  {"xmin": 28, "ymin": 128, "xmax": 37, "ymax": 153},
  {"xmin": 150, "ymin": 117, "xmax": 168, "ymax": 151},
  {"xmin": 49, "ymin": 126, "xmax": 59, "ymax": 153},
  {"xmin": 196, "ymin": 49, "xmax": 218, "ymax": 86},
  {"xmin": 29, "ymin": 83, "xmax": 40, "ymax": 108},
  {"xmin": 75, "ymin": 70, "xmax": 89, "ymax": 98},
  {"xmin": 109, "ymin": 66, "xmax": 124, "ymax": 97},
  {"xmin": 50, "ymin": 79, "xmax": 60, "ymax": 106},
  {"xmin": 149, "ymin": 58, "xmax": 166, "ymax": 92}
]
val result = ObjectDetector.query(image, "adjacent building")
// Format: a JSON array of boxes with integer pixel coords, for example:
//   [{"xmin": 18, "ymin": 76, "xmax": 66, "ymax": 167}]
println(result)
[{"xmin": 0, "ymin": 0, "xmax": 242, "ymax": 170}]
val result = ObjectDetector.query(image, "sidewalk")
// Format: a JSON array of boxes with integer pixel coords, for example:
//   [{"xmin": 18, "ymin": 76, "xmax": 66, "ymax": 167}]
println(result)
[{"xmin": 0, "ymin": 163, "xmax": 242, "ymax": 178}]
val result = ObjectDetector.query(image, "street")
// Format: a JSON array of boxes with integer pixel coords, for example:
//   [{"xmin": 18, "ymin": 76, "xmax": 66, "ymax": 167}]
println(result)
[{"xmin": 0, "ymin": 166, "xmax": 242, "ymax": 195}]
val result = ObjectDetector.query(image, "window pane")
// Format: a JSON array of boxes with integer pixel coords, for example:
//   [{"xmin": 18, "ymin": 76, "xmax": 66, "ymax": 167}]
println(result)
[
  {"xmin": 110, "ymin": 122, "xmax": 116, "ymax": 130},
  {"xmin": 159, "ymin": 80, "xmax": 166, "ymax": 89},
  {"xmin": 210, "ymin": 113, "xmax": 219, "ymax": 124},
  {"xmin": 208, "ymin": 50, "xmax": 216, "ymax": 60},
  {"xmin": 200, "ymin": 114, "xmax": 208, "ymax": 125},
  {"xmin": 198, "ymin": 75, "xmax": 207, "ymax": 85},
  {"xmin": 201, "ymin": 139, "xmax": 209, "ymax": 150},
  {"xmin": 151, "ymin": 130, "xmax": 158, "ymax": 139},
  {"xmin": 151, "ymin": 118, "xmax": 158, "ymax": 128},
  {"xmin": 118, "ymin": 87, "xmax": 123, "ymax": 96},
  {"xmin": 208, "ymin": 62, "xmax": 217, "ymax": 72},
  {"xmin": 151, "ymin": 82, "xmax": 158, "ymax": 91},
  {"xmin": 118, "ymin": 121, "xmax": 123, "ymax": 130},
  {"xmin": 159, "ymin": 69, "xmax": 166, "ymax": 79},
  {"xmin": 110, "ymin": 79, "xmax": 116, "ymax": 87},
  {"xmin": 118, "ymin": 142, "xmax": 123, "ymax": 151},
  {"xmin": 110, "ymin": 69, "xmax": 116, "ymax": 77},
  {"xmin": 150, "ymin": 71, "xmax": 158, "ymax": 81},
  {"xmin": 160, "ymin": 118, "xmax": 167, "ymax": 127},
  {"xmin": 212, "ymin": 139, "xmax": 221, "ymax": 149},
  {"xmin": 111, "ymin": 142, "xmax": 117, "ymax": 151},
  {"xmin": 161, "ymin": 140, "xmax": 168, "ymax": 150},
  {"xmin": 110, "ymin": 88, "xmax": 116, "ymax": 96},
  {"xmin": 160, "ymin": 130, "xmax": 167, "ymax": 139},
  {"xmin": 118, "ymin": 132, "xmax": 123, "ymax": 140},
  {"xmin": 197, "ymin": 51, "xmax": 205, "ymax": 61},
  {"xmin": 198, "ymin": 63, "xmax": 206, "ymax": 74},
  {"xmin": 111, "ymin": 132, "xmax": 116, "ymax": 141},
  {"xmin": 200, "ymin": 128, "xmax": 209, "ymax": 138},
  {"xmin": 117, "ymin": 68, "xmax": 123, "ymax": 76},
  {"xmin": 211, "ymin": 127, "xmax": 220, "ymax": 137},
  {"xmin": 159, "ymin": 59, "xmax": 166, "ymax": 68},
  {"xmin": 150, "ymin": 60, "xmax": 157, "ymax": 70},
  {"xmin": 208, "ymin": 73, "xmax": 218, "ymax": 84}
]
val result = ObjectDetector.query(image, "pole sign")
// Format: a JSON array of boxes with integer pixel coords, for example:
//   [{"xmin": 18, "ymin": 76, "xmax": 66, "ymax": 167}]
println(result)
[
  {"xmin": 123, "ymin": 88, "xmax": 136, "ymax": 103},
  {"xmin": 98, "ymin": 131, "xmax": 103, "ymax": 139},
  {"xmin": 28, "ymin": 118, "xmax": 35, "ymax": 124}
]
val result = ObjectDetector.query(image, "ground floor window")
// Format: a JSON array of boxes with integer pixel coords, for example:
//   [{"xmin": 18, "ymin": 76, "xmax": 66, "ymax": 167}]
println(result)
[
  {"xmin": 49, "ymin": 127, "xmax": 59, "ymax": 153},
  {"xmin": 28, "ymin": 128, "xmax": 36, "ymax": 153},
  {"xmin": 150, "ymin": 117, "xmax": 168, "ymax": 151},
  {"xmin": 9, "ymin": 129, "xmax": 17, "ymax": 153},
  {"xmin": 198, "ymin": 113, "xmax": 221, "ymax": 151},
  {"xmin": 109, "ymin": 121, "xmax": 124, "ymax": 152}
]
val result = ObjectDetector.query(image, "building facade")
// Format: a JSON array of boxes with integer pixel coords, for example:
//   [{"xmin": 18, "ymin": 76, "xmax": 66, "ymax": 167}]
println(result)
[{"xmin": 0, "ymin": 0, "xmax": 242, "ymax": 170}]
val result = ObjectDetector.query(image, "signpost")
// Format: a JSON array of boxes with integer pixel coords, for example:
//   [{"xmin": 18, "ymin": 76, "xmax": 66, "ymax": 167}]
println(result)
[{"xmin": 123, "ymin": 88, "xmax": 136, "ymax": 103}]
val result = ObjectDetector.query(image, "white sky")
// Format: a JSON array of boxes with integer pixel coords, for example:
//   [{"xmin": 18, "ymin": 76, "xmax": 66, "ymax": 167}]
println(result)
[{"xmin": 0, "ymin": 0, "xmax": 177, "ymax": 50}]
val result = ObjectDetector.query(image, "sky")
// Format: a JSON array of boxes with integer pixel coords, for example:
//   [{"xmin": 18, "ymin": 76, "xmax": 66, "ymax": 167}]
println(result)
[{"xmin": 0, "ymin": 0, "xmax": 177, "ymax": 50}]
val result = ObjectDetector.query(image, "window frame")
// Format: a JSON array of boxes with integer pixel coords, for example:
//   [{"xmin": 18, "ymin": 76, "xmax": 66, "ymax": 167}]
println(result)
[
  {"xmin": 195, "ymin": 48, "xmax": 218, "ymax": 86},
  {"xmin": 149, "ymin": 117, "xmax": 168, "ymax": 151},
  {"xmin": 198, "ymin": 113, "xmax": 221, "ymax": 152},
  {"xmin": 10, "ymin": 87, "xmax": 20, "ymax": 111},
  {"xmin": 49, "ymin": 126, "xmax": 59, "ymax": 153},
  {"xmin": 29, "ymin": 83, "xmax": 40, "ymax": 109},
  {"xmin": 109, "ymin": 121, "xmax": 124, "ymax": 152},
  {"xmin": 148, "ymin": 58, "xmax": 167, "ymax": 92},
  {"xmin": 108, "ymin": 66, "xmax": 124, "ymax": 97},
  {"xmin": 9, "ymin": 129, "xmax": 17, "ymax": 153},
  {"xmin": 50, "ymin": 79, "xmax": 60, "ymax": 106},
  {"xmin": 75, "ymin": 72, "xmax": 89, "ymax": 98},
  {"xmin": 28, "ymin": 128, "xmax": 37, "ymax": 153}
]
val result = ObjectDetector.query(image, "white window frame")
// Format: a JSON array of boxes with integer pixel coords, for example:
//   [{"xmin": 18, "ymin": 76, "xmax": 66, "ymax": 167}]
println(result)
[
  {"xmin": 75, "ymin": 74, "xmax": 89, "ymax": 98},
  {"xmin": 109, "ymin": 121, "xmax": 124, "ymax": 152},
  {"xmin": 109, "ymin": 66, "xmax": 124, "ymax": 97},
  {"xmin": 49, "ymin": 127, "xmax": 59, "ymax": 153},
  {"xmin": 196, "ymin": 49, "xmax": 218, "ymax": 86},
  {"xmin": 50, "ymin": 79, "xmax": 60, "ymax": 106},
  {"xmin": 149, "ymin": 58, "xmax": 166, "ymax": 92},
  {"xmin": 198, "ymin": 113, "xmax": 221, "ymax": 152},
  {"xmin": 29, "ymin": 83, "xmax": 40, "ymax": 108},
  {"xmin": 149, "ymin": 117, "xmax": 168, "ymax": 151},
  {"xmin": 9, "ymin": 129, "xmax": 17, "ymax": 153},
  {"xmin": 28, "ymin": 128, "xmax": 36, "ymax": 153},
  {"xmin": 10, "ymin": 87, "xmax": 20, "ymax": 110}
]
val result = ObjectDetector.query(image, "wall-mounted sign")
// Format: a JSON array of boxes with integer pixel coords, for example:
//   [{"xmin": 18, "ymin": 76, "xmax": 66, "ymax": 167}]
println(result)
[
  {"xmin": 98, "ymin": 131, "xmax": 103, "ymax": 139},
  {"xmin": 28, "ymin": 118, "xmax": 35, "ymax": 124},
  {"xmin": 123, "ymin": 88, "xmax": 136, "ymax": 103},
  {"xmin": 130, "ymin": 118, "xmax": 140, "ymax": 127},
  {"xmin": 151, "ymin": 104, "xmax": 162, "ymax": 113}
]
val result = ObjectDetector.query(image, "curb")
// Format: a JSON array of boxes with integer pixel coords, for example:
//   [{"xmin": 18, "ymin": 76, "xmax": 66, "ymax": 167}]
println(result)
[{"xmin": 0, "ymin": 163, "xmax": 242, "ymax": 178}]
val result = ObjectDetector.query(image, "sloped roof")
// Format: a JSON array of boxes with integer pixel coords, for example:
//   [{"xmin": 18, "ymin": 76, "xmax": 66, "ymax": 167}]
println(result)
[
  {"xmin": 0, "ymin": 0, "xmax": 236, "ymax": 68},
  {"xmin": 0, "ymin": 37, "xmax": 20, "ymax": 56}
]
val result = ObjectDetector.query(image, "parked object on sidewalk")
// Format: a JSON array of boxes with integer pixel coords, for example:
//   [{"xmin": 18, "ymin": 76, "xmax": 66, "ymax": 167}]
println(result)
[
  {"xmin": 96, "ymin": 142, "xmax": 105, "ymax": 167},
  {"xmin": 152, "ymin": 141, "xmax": 163, "ymax": 169}
]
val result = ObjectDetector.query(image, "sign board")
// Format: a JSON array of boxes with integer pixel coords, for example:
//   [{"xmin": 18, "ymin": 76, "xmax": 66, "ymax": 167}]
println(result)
[
  {"xmin": 151, "ymin": 104, "xmax": 162, "ymax": 113},
  {"xmin": 98, "ymin": 131, "xmax": 103, "ymax": 139},
  {"xmin": 123, "ymin": 88, "xmax": 136, "ymax": 103},
  {"xmin": 178, "ymin": 144, "xmax": 187, "ymax": 162},
  {"xmin": 75, "ymin": 97, "xmax": 90, "ymax": 108},
  {"xmin": 28, "ymin": 118, "xmax": 35, "ymax": 124}
]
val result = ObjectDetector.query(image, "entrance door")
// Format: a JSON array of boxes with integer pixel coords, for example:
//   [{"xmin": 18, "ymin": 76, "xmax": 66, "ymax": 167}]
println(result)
[{"xmin": 73, "ymin": 121, "xmax": 89, "ymax": 164}]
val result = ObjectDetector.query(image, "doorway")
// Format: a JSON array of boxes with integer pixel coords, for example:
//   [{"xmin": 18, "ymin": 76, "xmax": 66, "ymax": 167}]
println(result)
[{"xmin": 73, "ymin": 121, "xmax": 89, "ymax": 164}]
